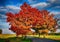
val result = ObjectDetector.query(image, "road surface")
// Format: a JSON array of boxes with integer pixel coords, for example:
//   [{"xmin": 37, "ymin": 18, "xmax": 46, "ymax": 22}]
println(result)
[{"xmin": 31, "ymin": 38, "xmax": 60, "ymax": 42}]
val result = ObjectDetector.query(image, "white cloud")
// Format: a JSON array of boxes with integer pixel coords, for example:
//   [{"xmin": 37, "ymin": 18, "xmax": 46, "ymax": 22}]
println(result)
[
  {"xmin": 54, "ymin": 6, "xmax": 60, "ymax": 8},
  {"xmin": 49, "ymin": 11, "xmax": 60, "ymax": 15},
  {"xmin": 0, "ymin": 5, "xmax": 21, "ymax": 34},
  {"xmin": 0, "ymin": 6, "xmax": 4, "ymax": 9},
  {"xmin": 0, "ymin": 21, "xmax": 14, "ymax": 34},
  {"xmin": 28, "ymin": 0, "xmax": 37, "ymax": 4},
  {"xmin": 52, "ymin": 6, "xmax": 60, "ymax": 10},
  {"xmin": 0, "ymin": 8, "xmax": 7, "ymax": 12},
  {"xmin": 56, "ymin": 29, "xmax": 60, "ymax": 33},
  {"xmin": 0, "ymin": 14, "xmax": 7, "ymax": 18},
  {"xmin": 31, "ymin": 2, "xmax": 50, "ymax": 8},
  {"xmin": 6, "ymin": 5, "xmax": 20, "ymax": 10},
  {"xmin": 0, "ymin": 5, "xmax": 20, "ymax": 13},
  {"xmin": 47, "ymin": 0, "xmax": 56, "ymax": 3},
  {"xmin": 49, "ymin": 6, "xmax": 60, "ymax": 10},
  {"xmin": 2, "ymin": 28, "xmax": 15, "ymax": 34},
  {"xmin": 0, "ymin": 22, "xmax": 10, "ymax": 29},
  {"xmin": 47, "ymin": 0, "xmax": 60, "ymax": 4},
  {"xmin": 0, "ymin": 21, "xmax": 15, "ymax": 34},
  {"xmin": 48, "ymin": 6, "xmax": 60, "ymax": 15},
  {"xmin": 6, "ymin": 5, "xmax": 20, "ymax": 13}
]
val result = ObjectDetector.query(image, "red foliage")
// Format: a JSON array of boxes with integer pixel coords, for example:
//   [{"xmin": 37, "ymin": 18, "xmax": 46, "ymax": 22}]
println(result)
[{"xmin": 6, "ymin": 3, "xmax": 56, "ymax": 36}]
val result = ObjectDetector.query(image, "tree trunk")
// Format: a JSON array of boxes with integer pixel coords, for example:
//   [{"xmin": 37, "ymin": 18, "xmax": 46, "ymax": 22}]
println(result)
[
  {"xmin": 24, "ymin": 35, "xmax": 27, "ymax": 39},
  {"xmin": 39, "ymin": 33, "xmax": 40, "ymax": 37},
  {"xmin": 0, "ymin": 29, "xmax": 2, "ymax": 34},
  {"xmin": 16, "ymin": 34, "xmax": 19, "ymax": 38}
]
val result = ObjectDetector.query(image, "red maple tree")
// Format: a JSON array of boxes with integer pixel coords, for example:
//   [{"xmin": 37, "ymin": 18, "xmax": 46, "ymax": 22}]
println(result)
[{"xmin": 6, "ymin": 3, "xmax": 57, "ymax": 37}]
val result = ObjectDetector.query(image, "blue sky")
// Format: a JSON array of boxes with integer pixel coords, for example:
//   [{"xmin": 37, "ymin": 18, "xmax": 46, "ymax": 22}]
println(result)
[{"xmin": 0, "ymin": 0, "xmax": 60, "ymax": 34}]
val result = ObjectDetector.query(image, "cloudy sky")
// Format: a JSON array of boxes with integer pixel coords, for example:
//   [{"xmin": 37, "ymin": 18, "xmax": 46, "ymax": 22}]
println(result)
[{"xmin": 0, "ymin": 0, "xmax": 60, "ymax": 34}]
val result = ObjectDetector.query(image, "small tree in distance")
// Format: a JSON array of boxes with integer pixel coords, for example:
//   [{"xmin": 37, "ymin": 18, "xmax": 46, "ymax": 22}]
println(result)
[
  {"xmin": 0, "ymin": 29, "xmax": 2, "ymax": 34},
  {"xmin": 6, "ymin": 3, "xmax": 57, "ymax": 38}
]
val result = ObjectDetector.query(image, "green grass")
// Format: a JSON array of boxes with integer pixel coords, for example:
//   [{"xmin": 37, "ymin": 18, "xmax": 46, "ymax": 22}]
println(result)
[
  {"xmin": 0, "ymin": 37, "xmax": 60, "ymax": 42},
  {"xmin": 0, "ymin": 39, "xmax": 5, "ymax": 42},
  {"xmin": 40, "ymin": 35, "xmax": 60, "ymax": 40},
  {"xmin": 0, "ymin": 37, "xmax": 32, "ymax": 42},
  {"xmin": 0, "ymin": 34, "xmax": 60, "ymax": 42}
]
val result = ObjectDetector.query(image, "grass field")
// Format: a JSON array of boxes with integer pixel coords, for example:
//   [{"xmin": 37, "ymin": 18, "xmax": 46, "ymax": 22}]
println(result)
[
  {"xmin": 0, "ymin": 34, "xmax": 60, "ymax": 40},
  {"xmin": 0, "ymin": 34, "xmax": 60, "ymax": 42},
  {"xmin": 0, "ymin": 37, "xmax": 32, "ymax": 42}
]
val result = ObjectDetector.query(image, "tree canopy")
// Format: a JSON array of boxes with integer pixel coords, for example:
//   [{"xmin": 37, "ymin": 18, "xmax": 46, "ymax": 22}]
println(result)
[{"xmin": 6, "ymin": 3, "xmax": 57, "ymax": 36}]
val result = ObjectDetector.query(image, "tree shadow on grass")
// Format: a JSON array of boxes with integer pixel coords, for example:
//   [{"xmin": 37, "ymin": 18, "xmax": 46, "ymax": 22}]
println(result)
[
  {"xmin": 0, "ymin": 37, "xmax": 60, "ymax": 42},
  {"xmin": 0, "ymin": 37, "xmax": 32, "ymax": 42}
]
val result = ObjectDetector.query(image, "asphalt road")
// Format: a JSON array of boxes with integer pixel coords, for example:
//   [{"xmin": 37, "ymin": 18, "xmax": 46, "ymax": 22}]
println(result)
[{"xmin": 31, "ymin": 38, "xmax": 60, "ymax": 42}]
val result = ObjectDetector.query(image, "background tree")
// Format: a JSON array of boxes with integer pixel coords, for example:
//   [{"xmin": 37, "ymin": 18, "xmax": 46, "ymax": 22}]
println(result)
[{"xmin": 0, "ymin": 29, "xmax": 2, "ymax": 34}]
